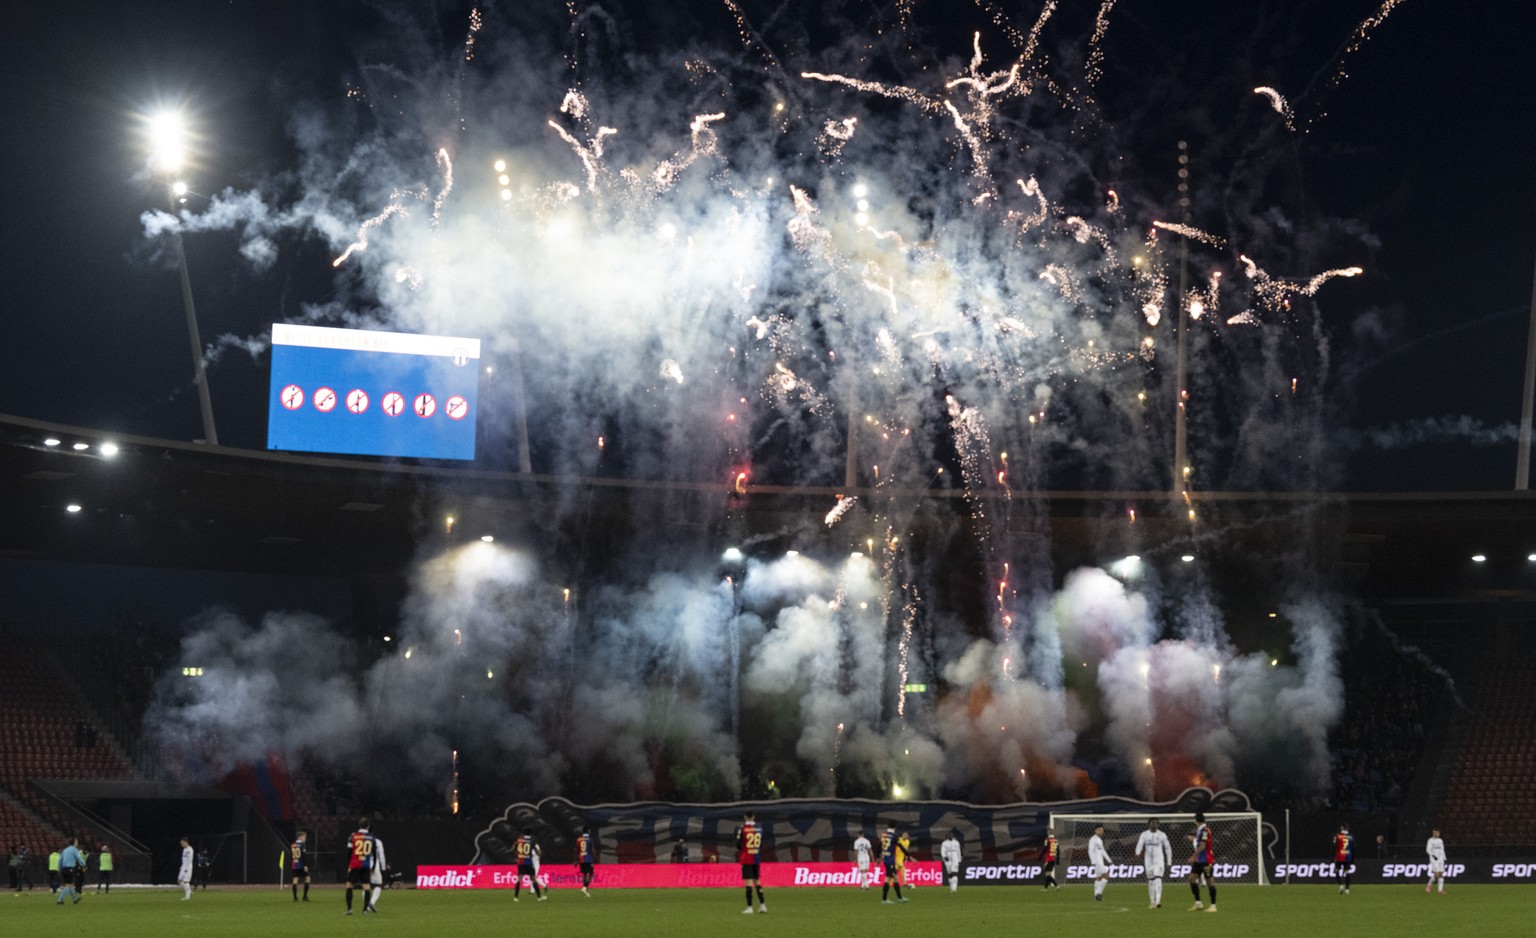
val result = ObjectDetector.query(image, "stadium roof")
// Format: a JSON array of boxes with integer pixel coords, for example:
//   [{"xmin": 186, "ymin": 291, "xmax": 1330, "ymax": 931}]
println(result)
[{"xmin": 3, "ymin": 412, "xmax": 1534, "ymax": 607}]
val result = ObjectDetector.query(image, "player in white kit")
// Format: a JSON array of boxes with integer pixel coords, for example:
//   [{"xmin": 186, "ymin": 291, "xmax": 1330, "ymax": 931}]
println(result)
[
  {"xmin": 367, "ymin": 836, "xmax": 388, "ymax": 912},
  {"xmin": 940, "ymin": 831, "xmax": 962, "ymax": 893},
  {"xmin": 1425, "ymin": 829, "xmax": 1447, "ymax": 894},
  {"xmin": 177, "ymin": 837, "xmax": 193, "ymax": 901},
  {"xmin": 1088, "ymin": 824, "xmax": 1111, "ymax": 902},
  {"xmin": 1134, "ymin": 818, "xmax": 1173, "ymax": 909},
  {"xmin": 853, "ymin": 832, "xmax": 873, "ymax": 888}
]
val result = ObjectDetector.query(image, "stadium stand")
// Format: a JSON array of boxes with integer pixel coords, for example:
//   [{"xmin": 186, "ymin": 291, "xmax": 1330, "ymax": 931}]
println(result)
[
  {"xmin": 0, "ymin": 639, "xmax": 140, "ymax": 841},
  {"xmin": 1434, "ymin": 659, "xmax": 1536, "ymax": 846}
]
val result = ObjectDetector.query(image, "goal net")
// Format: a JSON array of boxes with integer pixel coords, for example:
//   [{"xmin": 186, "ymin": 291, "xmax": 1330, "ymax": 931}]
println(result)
[{"xmin": 1049, "ymin": 812, "xmax": 1269, "ymax": 885}]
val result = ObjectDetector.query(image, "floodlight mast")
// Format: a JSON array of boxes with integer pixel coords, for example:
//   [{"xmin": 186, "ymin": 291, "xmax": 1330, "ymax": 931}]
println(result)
[{"xmin": 149, "ymin": 110, "xmax": 218, "ymax": 445}]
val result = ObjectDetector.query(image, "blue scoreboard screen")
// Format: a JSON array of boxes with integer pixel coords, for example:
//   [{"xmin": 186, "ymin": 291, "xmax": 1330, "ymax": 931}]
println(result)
[{"xmin": 267, "ymin": 323, "xmax": 481, "ymax": 460}]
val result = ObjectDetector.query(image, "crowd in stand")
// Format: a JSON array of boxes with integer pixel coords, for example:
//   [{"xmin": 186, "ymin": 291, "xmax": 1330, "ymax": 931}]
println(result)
[{"xmin": 1327, "ymin": 631, "xmax": 1447, "ymax": 814}]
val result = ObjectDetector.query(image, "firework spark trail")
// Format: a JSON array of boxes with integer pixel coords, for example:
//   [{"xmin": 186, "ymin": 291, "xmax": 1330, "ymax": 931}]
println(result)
[
  {"xmin": 1086, "ymin": 0, "xmax": 1118, "ymax": 85},
  {"xmin": 824, "ymin": 496, "xmax": 858, "ymax": 527},
  {"xmin": 559, "ymin": 90, "xmax": 588, "ymax": 120},
  {"xmin": 463, "ymin": 7, "xmax": 482, "ymax": 62},
  {"xmin": 432, "ymin": 148, "xmax": 454, "ymax": 227},
  {"xmin": 332, "ymin": 202, "xmax": 410, "ymax": 267},
  {"xmin": 1152, "ymin": 220, "xmax": 1227, "ymax": 248},
  {"xmin": 647, "ymin": 113, "xmax": 726, "ymax": 193},
  {"xmin": 1331, "ymin": 0, "xmax": 1412, "ymax": 88},
  {"xmin": 800, "ymin": 71, "xmax": 941, "ymax": 112},
  {"xmin": 818, "ymin": 117, "xmax": 858, "ymax": 158},
  {"xmin": 1011, "ymin": 176, "xmax": 1050, "ymax": 231},
  {"xmin": 1253, "ymin": 86, "xmax": 1297, "ymax": 132},
  {"xmin": 547, "ymin": 121, "xmax": 617, "ymax": 193}
]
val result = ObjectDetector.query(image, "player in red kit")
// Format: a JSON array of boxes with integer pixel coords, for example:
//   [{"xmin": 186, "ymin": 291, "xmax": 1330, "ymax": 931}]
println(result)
[
  {"xmin": 345, "ymin": 818, "xmax": 377, "ymax": 915},
  {"xmin": 1039, "ymin": 829, "xmax": 1060, "ymax": 889},
  {"xmin": 1186, "ymin": 812, "xmax": 1216, "ymax": 912},
  {"xmin": 1332, "ymin": 824, "xmax": 1355, "ymax": 895},
  {"xmin": 512, "ymin": 829, "xmax": 544, "ymax": 902},
  {"xmin": 736, "ymin": 812, "xmax": 766, "ymax": 914}
]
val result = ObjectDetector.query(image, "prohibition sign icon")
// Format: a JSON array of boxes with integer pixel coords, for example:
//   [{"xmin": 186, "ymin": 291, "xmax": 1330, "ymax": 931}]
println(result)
[
  {"xmin": 346, "ymin": 389, "xmax": 370, "ymax": 414},
  {"xmin": 313, "ymin": 387, "xmax": 337, "ymax": 413},
  {"xmin": 382, "ymin": 392, "xmax": 405, "ymax": 417},
  {"xmin": 414, "ymin": 393, "xmax": 437, "ymax": 418},
  {"xmin": 280, "ymin": 385, "xmax": 305, "ymax": 410},
  {"xmin": 445, "ymin": 395, "xmax": 469, "ymax": 420}
]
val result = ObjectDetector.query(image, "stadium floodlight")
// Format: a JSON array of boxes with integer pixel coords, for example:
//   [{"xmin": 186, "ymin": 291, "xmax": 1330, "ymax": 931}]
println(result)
[
  {"xmin": 480, "ymin": 535, "xmax": 495, "ymax": 543},
  {"xmin": 99, "ymin": 442, "xmax": 119, "ymax": 457},
  {"xmin": 147, "ymin": 109, "xmax": 187, "ymax": 172},
  {"xmin": 1471, "ymin": 554, "xmax": 1487, "ymax": 563},
  {"xmin": 72, "ymin": 442, "xmax": 89, "ymax": 451},
  {"xmin": 1528, "ymin": 553, "xmax": 1536, "ymax": 562},
  {"xmin": 722, "ymin": 547, "xmax": 744, "ymax": 563},
  {"xmin": 1109, "ymin": 555, "xmax": 1142, "ymax": 579},
  {"xmin": 66, "ymin": 504, "xmax": 82, "ymax": 513},
  {"xmin": 43, "ymin": 437, "xmax": 60, "ymax": 446},
  {"xmin": 1180, "ymin": 554, "xmax": 1195, "ymax": 562}
]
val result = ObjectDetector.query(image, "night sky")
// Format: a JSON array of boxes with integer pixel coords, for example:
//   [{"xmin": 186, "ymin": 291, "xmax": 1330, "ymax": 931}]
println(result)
[{"xmin": 1, "ymin": 0, "xmax": 1532, "ymax": 491}]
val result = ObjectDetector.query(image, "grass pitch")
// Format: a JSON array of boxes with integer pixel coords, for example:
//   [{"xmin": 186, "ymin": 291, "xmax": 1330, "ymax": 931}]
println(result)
[{"xmin": 4, "ymin": 882, "xmax": 1520, "ymax": 937}]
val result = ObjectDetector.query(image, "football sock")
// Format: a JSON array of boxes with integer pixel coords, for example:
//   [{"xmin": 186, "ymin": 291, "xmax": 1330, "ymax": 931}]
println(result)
[
  {"xmin": 755, "ymin": 886, "xmax": 764, "ymax": 906},
  {"xmin": 745, "ymin": 886, "xmax": 753, "ymax": 907},
  {"xmin": 293, "ymin": 883, "xmax": 299, "ymax": 900},
  {"xmin": 346, "ymin": 886, "xmax": 354, "ymax": 910},
  {"xmin": 1094, "ymin": 879, "xmax": 1106, "ymax": 898},
  {"xmin": 882, "ymin": 883, "xmax": 889, "ymax": 900},
  {"xmin": 1208, "ymin": 883, "xmax": 1217, "ymax": 904},
  {"xmin": 370, "ymin": 886, "xmax": 381, "ymax": 908},
  {"xmin": 303, "ymin": 883, "xmax": 309, "ymax": 899}
]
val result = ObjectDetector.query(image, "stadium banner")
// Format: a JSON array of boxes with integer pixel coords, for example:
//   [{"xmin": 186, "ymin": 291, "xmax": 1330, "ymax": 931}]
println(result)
[
  {"xmin": 417, "ymin": 861, "xmax": 942, "ymax": 890},
  {"xmin": 962, "ymin": 860, "xmax": 1254, "ymax": 886},
  {"xmin": 473, "ymin": 788, "xmax": 1272, "ymax": 866},
  {"xmin": 1269, "ymin": 859, "xmax": 1536, "ymax": 885}
]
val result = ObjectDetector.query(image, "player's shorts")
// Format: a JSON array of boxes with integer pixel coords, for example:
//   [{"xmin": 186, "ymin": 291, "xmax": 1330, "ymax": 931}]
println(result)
[
  {"xmin": 291, "ymin": 864, "xmax": 310, "ymax": 880},
  {"xmin": 1429, "ymin": 859, "xmax": 1445, "ymax": 875},
  {"xmin": 1092, "ymin": 862, "xmax": 1109, "ymax": 878},
  {"xmin": 857, "ymin": 858, "xmax": 870, "ymax": 872},
  {"xmin": 347, "ymin": 868, "xmax": 369, "ymax": 887},
  {"xmin": 1042, "ymin": 859, "xmax": 1057, "ymax": 871},
  {"xmin": 883, "ymin": 862, "xmax": 897, "ymax": 878},
  {"xmin": 1190, "ymin": 861, "xmax": 1209, "ymax": 878},
  {"xmin": 1144, "ymin": 863, "xmax": 1165, "ymax": 880},
  {"xmin": 518, "ymin": 862, "xmax": 537, "ymax": 881},
  {"xmin": 740, "ymin": 863, "xmax": 760, "ymax": 881},
  {"xmin": 944, "ymin": 861, "xmax": 960, "ymax": 874},
  {"xmin": 579, "ymin": 862, "xmax": 594, "ymax": 874}
]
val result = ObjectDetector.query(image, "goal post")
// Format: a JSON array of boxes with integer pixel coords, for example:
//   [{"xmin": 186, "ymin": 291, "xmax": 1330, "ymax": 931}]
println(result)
[{"xmin": 1049, "ymin": 812, "xmax": 1269, "ymax": 886}]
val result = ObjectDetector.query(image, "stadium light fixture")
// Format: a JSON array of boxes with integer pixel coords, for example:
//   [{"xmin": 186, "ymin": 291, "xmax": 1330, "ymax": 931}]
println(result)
[
  {"xmin": 147, "ymin": 110, "xmax": 187, "ymax": 172},
  {"xmin": 382, "ymin": 635, "xmax": 392, "ymax": 643},
  {"xmin": 722, "ymin": 547, "xmax": 744, "ymax": 563},
  {"xmin": 1109, "ymin": 555, "xmax": 1142, "ymax": 579},
  {"xmin": 1180, "ymin": 554, "xmax": 1195, "ymax": 563},
  {"xmin": 43, "ymin": 437, "xmax": 60, "ymax": 447},
  {"xmin": 1471, "ymin": 554, "xmax": 1487, "ymax": 563},
  {"xmin": 1528, "ymin": 553, "xmax": 1536, "ymax": 562},
  {"xmin": 480, "ymin": 535, "xmax": 495, "ymax": 543},
  {"xmin": 65, "ymin": 504, "xmax": 82, "ymax": 513},
  {"xmin": 99, "ymin": 442, "xmax": 119, "ymax": 457},
  {"xmin": 72, "ymin": 442, "xmax": 89, "ymax": 451}
]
